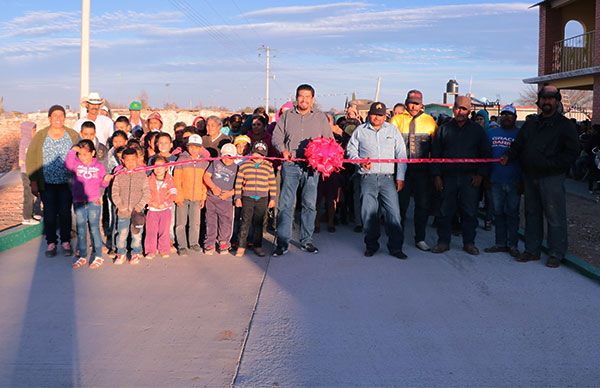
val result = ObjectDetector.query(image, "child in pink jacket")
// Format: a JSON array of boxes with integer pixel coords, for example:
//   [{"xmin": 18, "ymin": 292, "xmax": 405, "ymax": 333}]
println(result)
[
  {"xmin": 145, "ymin": 155, "xmax": 177, "ymax": 259},
  {"xmin": 65, "ymin": 139, "xmax": 112, "ymax": 269}
]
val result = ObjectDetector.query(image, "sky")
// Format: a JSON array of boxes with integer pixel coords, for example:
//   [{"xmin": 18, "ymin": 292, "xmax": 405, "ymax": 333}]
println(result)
[{"xmin": 0, "ymin": 0, "xmax": 539, "ymax": 113}]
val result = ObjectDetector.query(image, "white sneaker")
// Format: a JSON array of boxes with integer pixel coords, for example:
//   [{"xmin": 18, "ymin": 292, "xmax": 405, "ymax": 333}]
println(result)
[
  {"xmin": 22, "ymin": 218, "xmax": 40, "ymax": 225},
  {"xmin": 416, "ymin": 241, "xmax": 431, "ymax": 251}
]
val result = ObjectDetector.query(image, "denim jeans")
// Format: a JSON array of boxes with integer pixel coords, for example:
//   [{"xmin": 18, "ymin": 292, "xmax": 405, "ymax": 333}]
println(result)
[
  {"xmin": 40, "ymin": 183, "xmax": 72, "ymax": 245},
  {"xmin": 523, "ymin": 174, "xmax": 568, "ymax": 259},
  {"xmin": 398, "ymin": 167, "xmax": 431, "ymax": 243},
  {"xmin": 490, "ymin": 183, "xmax": 520, "ymax": 248},
  {"xmin": 436, "ymin": 174, "xmax": 479, "ymax": 245},
  {"xmin": 276, "ymin": 162, "xmax": 319, "ymax": 248},
  {"xmin": 74, "ymin": 202, "xmax": 102, "ymax": 258},
  {"xmin": 175, "ymin": 200, "xmax": 202, "ymax": 249},
  {"xmin": 116, "ymin": 217, "xmax": 142, "ymax": 255},
  {"xmin": 361, "ymin": 174, "xmax": 404, "ymax": 253}
]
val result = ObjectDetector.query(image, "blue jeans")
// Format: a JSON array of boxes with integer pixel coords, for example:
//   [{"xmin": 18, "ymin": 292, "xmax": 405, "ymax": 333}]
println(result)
[
  {"xmin": 276, "ymin": 162, "xmax": 319, "ymax": 248},
  {"xmin": 490, "ymin": 183, "xmax": 520, "ymax": 248},
  {"xmin": 523, "ymin": 174, "xmax": 568, "ymax": 258},
  {"xmin": 74, "ymin": 202, "xmax": 102, "ymax": 258},
  {"xmin": 361, "ymin": 174, "xmax": 404, "ymax": 253},
  {"xmin": 436, "ymin": 174, "xmax": 479, "ymax": 245},
  {"xmin": 116, "ymin": 217, "xmax": 142, "ymax": 255}
]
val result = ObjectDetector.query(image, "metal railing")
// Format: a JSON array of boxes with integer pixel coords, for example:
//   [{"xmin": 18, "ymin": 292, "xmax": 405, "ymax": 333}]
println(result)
[{"xmin": 552, "ymin": 30, "xmax": 595, "ymax": 73}]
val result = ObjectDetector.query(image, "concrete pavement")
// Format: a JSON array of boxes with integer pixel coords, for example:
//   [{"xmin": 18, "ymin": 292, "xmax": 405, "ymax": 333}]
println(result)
[
  {"xmin": 0, "ymin": 238, "xmax": 267, "ymax": 387},
  {"xmin": 0, "ymin": 219, "xmax": 599, "ymax": 387},
  {"xmin": 234, "ymin": 226, "xmax": 600, "ymax": 386}
]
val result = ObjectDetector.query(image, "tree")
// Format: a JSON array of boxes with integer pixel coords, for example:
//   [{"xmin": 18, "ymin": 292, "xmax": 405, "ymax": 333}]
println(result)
[
  {"xmin": 139, "ymin": 90, "xmax": 150, "ymax": 110},
  {"xmin": 517, "ymin": 84, "xmax": 592, "ymax": 110}
]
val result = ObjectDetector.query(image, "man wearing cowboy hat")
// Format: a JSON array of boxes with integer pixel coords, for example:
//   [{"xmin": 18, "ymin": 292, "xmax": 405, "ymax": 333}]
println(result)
[{"xmin": 74, "ymin": 92, "xmax": 114, "ymax": 146}]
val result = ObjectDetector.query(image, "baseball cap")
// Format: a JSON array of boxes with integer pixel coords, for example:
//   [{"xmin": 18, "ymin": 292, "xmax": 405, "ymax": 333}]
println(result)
[
  {"xmin": 129, "ymin": 101, "xmax": 142, "ymax": 111},
  {"xmin": 221, "ymin": 143, "xmax": 237, "ymax": 157},
  {"xmin": 130, "ymin": 210, "xmax": 145, "ymax": 235},
  {"xmin": 405, "ymin": 90, "xmax": 423, "ymax": 105},
  {"xmin": 234, "ymin": 135, "xmax": 251, "ymax": 146},
  {"xmin": 187, "ymin": 134, "xmax": 203, "ymax": 146},
  {"xmin": 500, "ymin": 104, "xmax": 517, "ymax": 115},
  {"xmin": 252, "ymin": 141, "xmax": 268, "ymax": 156},
  {"xmin": 368, "ymin": 102, "xmax": 387, "ymax": 116}
]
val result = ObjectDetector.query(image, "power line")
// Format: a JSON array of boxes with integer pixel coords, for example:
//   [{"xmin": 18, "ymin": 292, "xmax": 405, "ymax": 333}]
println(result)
[
  {"xmin": 169, "ymin": 0, "xmax": 238, "ymax": 51},
  {"xmin": 229, "ymin": 0, "xmax": 266, "ymax": 43}
]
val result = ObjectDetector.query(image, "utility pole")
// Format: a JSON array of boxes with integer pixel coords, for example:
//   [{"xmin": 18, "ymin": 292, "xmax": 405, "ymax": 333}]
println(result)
[
  {"xmin": 80, "ymin": 0, "xmax": 90, "ymax": 116},
  {"xmin": 375, "ymin": 77, "xmax": 382, "ymax": 101},
  {"xmin": 259, "ymin": 45, "xmax": 271, "ymax": 116}
]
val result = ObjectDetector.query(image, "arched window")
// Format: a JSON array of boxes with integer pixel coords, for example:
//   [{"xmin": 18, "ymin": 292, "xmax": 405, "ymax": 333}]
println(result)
[{"xmin": 564, "ymin": 20, "xmax": 585, "ymax": 46}]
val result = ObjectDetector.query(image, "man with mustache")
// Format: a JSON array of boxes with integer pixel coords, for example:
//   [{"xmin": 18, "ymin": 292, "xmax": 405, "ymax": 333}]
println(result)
[
  {"xmin": 430, "ymin": 95, "xmax": 492, "ymax": 256},
  {"xmin": 501, "ymin": 85, "xmax": 580, "ymax": 268}
]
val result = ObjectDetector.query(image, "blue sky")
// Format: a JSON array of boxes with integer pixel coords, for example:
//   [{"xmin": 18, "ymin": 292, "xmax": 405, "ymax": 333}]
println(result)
[{"xmin": 0, "ymin": 0, "xmax": 538, "ymax": 112}]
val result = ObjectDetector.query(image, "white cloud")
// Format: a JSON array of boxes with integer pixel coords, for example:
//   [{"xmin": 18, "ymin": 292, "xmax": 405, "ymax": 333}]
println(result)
[
  {"xmin": 0, "ymin": 11, "xmax": 78, "ymax": 37},
  {"xmin": 147, "ymin": 2, "xmax": 533, "ymax": 38},
  {"xmin": 240, "ymin": 2, "xmax": 370, "ymax": 18}
]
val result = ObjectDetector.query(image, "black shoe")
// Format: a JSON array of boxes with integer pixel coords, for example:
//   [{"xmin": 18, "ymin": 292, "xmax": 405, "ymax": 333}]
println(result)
[
  {"xmin": 463, "ymin": 244, "xmax": 480, "ymax": 255},
  {"xmin": 273, "ymin": 246, "xmax": 288, "ymax": 257},
  {"xmin": 353, "ymin": 225, "xmax": 363, "ymax": 233},
  {"xmin": 45, "ymin": 244, "xmax": 57, "ymax": 257},
  {"xmin": 484, "ymin": 245, "xmax": 509, "ymax": 253},
  {"xmin": 508, "ymin": 247, "xmax": 520, "ymax": 258},
  {"xmin": 546, "ymin": 256, "xmax": 561, "ymax": 268},
  {"xmin": 364, "ymin": 249, "xmax": 375, "ymax": 257},
  {"xmin": 431, "ymin": 243, "xmax": 450, "ymax": 254},
  {"xmin": 178, "ymin": 248, "xmax": 189, "ymax": 257},
  {"xmin": 301, "ymin": 243, "xmax": 319, "ymax": 254},
  {"xmin": 327, "ymin": 226, "xmax": 336, "ymax": 233},
  {"xmin": 253, "ymin": 247, "xmax": 266, "ymax": 257},
  {"xmin": 391, "ymin": 251, "xmax": 408, "ymax": 260},
  {"xmin": 516, "ymin": 251, "xmax": 540, "ymax": 262}
]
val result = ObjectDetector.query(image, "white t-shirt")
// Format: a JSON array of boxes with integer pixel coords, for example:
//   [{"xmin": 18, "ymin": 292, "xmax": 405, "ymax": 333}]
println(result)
[{"xmin": 74, "ymin": 115, "xmax": 114, "ymax": 146}]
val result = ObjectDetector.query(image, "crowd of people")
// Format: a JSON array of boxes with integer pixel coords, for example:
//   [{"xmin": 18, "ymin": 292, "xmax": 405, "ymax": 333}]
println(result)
[{"xmin": 19, "ymin": 83, "xmax": 580, "ymax": 270}]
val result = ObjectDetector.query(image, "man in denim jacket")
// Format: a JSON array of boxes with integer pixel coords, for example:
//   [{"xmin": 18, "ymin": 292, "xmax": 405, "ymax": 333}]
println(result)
[{"xmin": 347, "ymin": 102, "xmax": 408, "ymax": 259}]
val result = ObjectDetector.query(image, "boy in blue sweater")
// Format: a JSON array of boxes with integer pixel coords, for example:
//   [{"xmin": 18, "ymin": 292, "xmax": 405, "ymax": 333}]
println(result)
[{"xmin": 484, "ymin": 105, "xmax": 521, "ymax": 257}]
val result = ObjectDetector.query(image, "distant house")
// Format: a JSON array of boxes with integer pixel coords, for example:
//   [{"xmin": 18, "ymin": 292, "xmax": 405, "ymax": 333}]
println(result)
[{"xmin": 523, "ymin": 0, "xmax": 598, "ymax": 121}]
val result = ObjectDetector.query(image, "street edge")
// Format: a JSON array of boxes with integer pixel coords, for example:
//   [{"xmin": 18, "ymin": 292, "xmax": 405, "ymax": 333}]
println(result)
[{"xmin": 0, "ymin": 223, "xmax": 43, "ymax": 253}]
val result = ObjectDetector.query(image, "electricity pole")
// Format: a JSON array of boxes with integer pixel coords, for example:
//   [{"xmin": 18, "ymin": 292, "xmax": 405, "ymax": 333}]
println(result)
[
  {"xmin": 80, "ymin": 0, "xmax": 90, "ymax": 116},
  {"xmin": 375, "ymin": 77, "xmax": 382, "ymax": 102},
  {"xmin": 259, "ymin": 45, "xmax": 271, "ymax": 116}
]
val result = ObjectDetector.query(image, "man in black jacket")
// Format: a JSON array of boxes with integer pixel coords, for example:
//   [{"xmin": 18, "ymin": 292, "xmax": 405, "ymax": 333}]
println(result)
[
  {"xmin": 501, "ymin": 85, "xmax": 580, "ymax": 268},
  {"xmin": 430, "ymin": 96, "xmax": 492, "ymax": 255}
]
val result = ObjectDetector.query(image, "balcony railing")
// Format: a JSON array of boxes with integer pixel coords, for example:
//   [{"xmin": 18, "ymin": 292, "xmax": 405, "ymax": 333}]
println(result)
[{"xmin": 552, "ymin": 30, "xmax": 595, "ymax": 73}]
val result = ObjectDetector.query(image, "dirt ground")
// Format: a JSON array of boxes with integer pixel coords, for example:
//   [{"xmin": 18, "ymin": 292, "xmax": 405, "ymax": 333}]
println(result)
[{"xmin": 566, "ymin": 194, "xmax": 600, "ymax": 267}]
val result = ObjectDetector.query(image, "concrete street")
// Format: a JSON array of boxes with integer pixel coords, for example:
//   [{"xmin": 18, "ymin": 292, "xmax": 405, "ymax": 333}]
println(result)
[{"xmin": 0, "ymin": 219, "xmax": 599, "ymax": 387}]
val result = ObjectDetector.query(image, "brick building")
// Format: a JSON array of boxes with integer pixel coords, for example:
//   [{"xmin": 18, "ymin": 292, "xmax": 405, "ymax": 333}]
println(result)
[{"xmin": 524, "ymin": 0, "xmax": 600, "ymax": 121}]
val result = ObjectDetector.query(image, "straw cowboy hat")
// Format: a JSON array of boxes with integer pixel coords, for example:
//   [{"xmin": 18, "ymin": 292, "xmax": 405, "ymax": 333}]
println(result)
[{"xmin": 80, "ymin": 92, "xmax": 105, "ymax": 107}]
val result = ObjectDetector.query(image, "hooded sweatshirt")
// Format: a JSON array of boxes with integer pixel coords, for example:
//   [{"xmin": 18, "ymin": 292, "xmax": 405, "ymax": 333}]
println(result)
[
  {"xmin": 65, "ymin": 149, "xmax": 109, "ymax": 203},
  {"xmin": 476, "ymin": 109, "xmax": 490, "ymax": 131}
]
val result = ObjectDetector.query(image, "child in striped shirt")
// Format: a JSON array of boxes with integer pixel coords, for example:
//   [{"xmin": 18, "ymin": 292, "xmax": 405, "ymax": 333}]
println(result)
[{"xmin": 234, "ymin": 142, "xmax": 277, "ymax": 257}]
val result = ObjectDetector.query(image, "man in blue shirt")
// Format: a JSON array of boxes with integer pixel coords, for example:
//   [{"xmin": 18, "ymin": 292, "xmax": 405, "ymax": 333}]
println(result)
[
  {"xmin": 484, "ymin": 105, "xmax": 521, "ymax": 257},
  {"xmin": 347, "ymin": 102, "xmax": 408, "ymax": 259}
]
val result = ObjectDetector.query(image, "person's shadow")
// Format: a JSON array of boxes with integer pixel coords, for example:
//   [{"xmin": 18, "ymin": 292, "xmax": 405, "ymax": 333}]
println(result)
[{"xmin": 9, "ymin": 239, "xmax": 79, "ymax": 386}]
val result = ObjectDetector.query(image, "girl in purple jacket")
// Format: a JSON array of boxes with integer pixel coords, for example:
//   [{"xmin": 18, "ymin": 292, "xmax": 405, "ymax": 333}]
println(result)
[{"xmin": 66, "ymin": 140, "xmax": 112, "ymax": 269}]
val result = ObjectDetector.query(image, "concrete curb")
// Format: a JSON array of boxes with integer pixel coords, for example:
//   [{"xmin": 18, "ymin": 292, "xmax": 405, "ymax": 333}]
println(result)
[
  {"xmin": 0, "ymin": 223, "xmax": 43, "ymax": 253},
  {"xmin": 477, "ymin": 211, "xmax": 599, "ymax": 281},
  {"xmin": 517, "ymin": 229, "xmax": 600, "ymax": 282}
]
